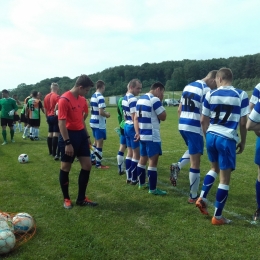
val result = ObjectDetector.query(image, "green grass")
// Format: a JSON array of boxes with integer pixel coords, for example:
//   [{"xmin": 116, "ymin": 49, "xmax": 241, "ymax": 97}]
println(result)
[{"xmin": 1, "ymin": 107, "xmax": 260, "ymax": 259}]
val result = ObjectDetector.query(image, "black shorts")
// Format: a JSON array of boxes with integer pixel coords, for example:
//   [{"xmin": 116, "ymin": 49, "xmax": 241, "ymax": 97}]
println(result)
[
  {"xmin": 14, "ymin": 114, "xmax": 20, "ymax": 122},
  {"xmin": 20, "ymin": 113, "xmax": 28, "ymax": 123},
  {"xmin": 1, "ymin": 118, "xmax": 14, "ymax": 127},
  {"xmin": 28, "ymin": 119, "xmax": 40, "ymax": 127},
  {"xmin": 59, "ymin": 129, "xmax": 90, "ymax": 163},
  {"xmin": 47, "ymin": 115, "xmax": 59, "ymax": 133}
]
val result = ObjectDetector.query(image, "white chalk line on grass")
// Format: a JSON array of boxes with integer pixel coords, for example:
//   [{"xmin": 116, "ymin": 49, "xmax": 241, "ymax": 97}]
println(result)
[{"xmin": 103, "ymin": 157, "xmax": 258, "ymax": 226}]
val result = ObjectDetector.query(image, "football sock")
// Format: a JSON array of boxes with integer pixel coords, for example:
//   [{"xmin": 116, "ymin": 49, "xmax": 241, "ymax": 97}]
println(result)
[
  {"xmin": 200, "ymin": 170, "xmax": 218, "ymax": 199},
  {"xmin": 10, "ymin": 129, "xmax": 14, "ymax": 140},
  {"xmin": 178, "ymin": 150, "xmax": 190, "ymax": 169},
  {"xmin": 23, "ymin": 125, "xmax": 29, "ymax": 137},
  {"xmin": 29, "ymin": 127, "xmax": 34, "ymax": 138},
  {"xmin": 34, "ymin": 128, "xmax": 39, "ymax": 138},
  {"xmin": 214, "ymin": 184, "xmax": 229, "ymax": 217},
  {"xmin": 95, "ymin": 147, "xmax": 102, "ymax": 167},
  {"xmin": 137, "ymin": 164, "xmax": 146, "ymax": 185},
  {"xmin": 59, "ymin": 169, "xmax": 70, "ymax": 199},
  {"xmin": 125, "ymin": 157, "xmax": 132, "ymax": 180},
  {"xmin": 148, "ymin": 167, "xmax": 157, "ymax": 191},
  {"xmin": 18, "ymin": 123, "xmax": 22, "ymax": 132},
  {"xmin": 47, "ymin": 137, "xmax": 53, "ymax": 154},
  {"xmin": 2, "ymin": 130, "xmax": 7, "ymax": 141},
  {"xmin": 91, "ymin": 145, "xmax": 96, "ymax": 162},
  {"xmin": 255, "ymin": 180, "xmax": 260, "ymax": 209},
  {"xmin": 189, "ymin": 168, "xmax": 200, "ymax": 199},
  {"xmin": 52, "ymin": 137, "xmax": 58, "ymax": 156},
  {"xmin": 117, "ymin": 151, "xmax": 125, "ymax": 173},
  {"xmin": 131, "ymin": 159, "xmax": 138, "ymax": 182},
  {"xmin": 77, "ymin": 169, "xmax": 90, "ymax": 201}
]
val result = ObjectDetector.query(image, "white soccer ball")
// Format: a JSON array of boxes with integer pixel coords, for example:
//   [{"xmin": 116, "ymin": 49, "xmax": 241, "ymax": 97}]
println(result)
[
  {"xmin": 0, "ymin": 230, "xmax": 16, "ymax": 255},
  {"xmin": 0, "ymin": 213, "xmax": 13, "ymax": 232},
  {"xmin": 12, "ymin": 213, "xmax": 34, "ymax": 234},
  {"xmin": 18, "ymin": 154, "xmax": 29, "ymax": 164}
]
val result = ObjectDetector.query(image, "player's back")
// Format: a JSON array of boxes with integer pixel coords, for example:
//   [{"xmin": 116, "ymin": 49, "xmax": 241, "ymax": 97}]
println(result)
[
  {"xmin": 179, "ymin": 80, "xmax": 210, "ymax": 135},
  {"xmin": 122, "ymin": 93, "xmax": 136, "ymax": 125},
  {"xmin": 204, "ymin": 86, "xmax": 249, "ymax": 142}
]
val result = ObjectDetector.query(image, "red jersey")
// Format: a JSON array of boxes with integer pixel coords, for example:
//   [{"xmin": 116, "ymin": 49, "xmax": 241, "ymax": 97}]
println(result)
[
  {"xmin": 44, "ymin": 92, "xmax": 60, "ymax": 116},
  {"xmin": 58, "ymin": 91, "xmax": 88, "ymax": 130}
]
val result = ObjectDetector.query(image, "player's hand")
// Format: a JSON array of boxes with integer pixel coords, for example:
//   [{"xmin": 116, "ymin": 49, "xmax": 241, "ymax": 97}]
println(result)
[
  {"xmin": 134, "ymin": 133, "xmax": 140, "ymax": 142},
  {"xmin": 106, "ymin": 112, "xmax": 110, "ymax": 118},
  {"xmin": 65, "ymin": 144, "xmax": 74, "ymax": 157},
  {"xmin": 236, "ymin": 142, "xmax": 245, "ymax": 154},
  {"xmin": 8, "ymin": 110, "xmax": 15, "ymax": 116}
]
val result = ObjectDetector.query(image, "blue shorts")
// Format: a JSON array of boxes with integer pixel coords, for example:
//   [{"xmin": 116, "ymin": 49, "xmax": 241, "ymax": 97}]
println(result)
[
  {"xmin": 206, "ymin": 132, "xmax": 236, "ymax": 170},
  {"xmin": 47, "ymin": 115, "xmax": 59, "ymax": 133},
  {"xmin": 140, "ymin": 141, "xmax": 162, "ymax": 158},
  {"xmin": 179, "ymin": 130, "xmax": 204, "ymax": 155},
  {"xmin": 124, "ymin": 124, "xmax": 139, "ymax": 149},
  {"xmin": 59, "ymin": 129, "xmax": 90, "ymax": 163},
  {"xmin": 120, "ymin": 133, "xmax": 126, "ymax": 145},
  {"xmin": 92, "ymin": 128, "xmax": 106, "ymax": 140},
  {"xmin": 255, "ymin": 137, "xmax": 260, "ymax": 165}
]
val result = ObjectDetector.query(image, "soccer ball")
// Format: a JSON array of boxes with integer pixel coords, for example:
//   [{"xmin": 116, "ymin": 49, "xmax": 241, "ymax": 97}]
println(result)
[
  {"xmin": 0, "ymin": 213, "xmax": 13, "ymax": 232},
  {"xmin": 0, "ymin": 230, "xmax": 16, "ymax": 255},
  {"xmin": 12, "ymin": 213, "xmax": 34, "ymax": 234},
  {"xmin": 18, "ymin": 154, "xmax": 29, "ymax": 164}
]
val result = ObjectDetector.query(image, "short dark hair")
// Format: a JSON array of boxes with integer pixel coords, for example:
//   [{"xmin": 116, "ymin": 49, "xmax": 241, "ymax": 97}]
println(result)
[
  {"xmin": 217, "ymin": 68, "xmax": 233, "ymax": 82},
  {"xmin": 96, "ymin": 80, "xmax": 105, "ymax": 89},
  {"xmin": 150, "ymin": 82, "xmax": 165, "ymax": 91},
  {"xmin": 2, "ymin": 89, "xmax": 9, "ymax": 94},
  {"xmin": 31, "ymin": 90, "xmax": 38, "ymax": 97},
  {"xmin": 75, "ymin": 74, "xmax": 94, "ymax": 88},
  {"xmin": 128, "ymin": 79, "xmax": 141, "ymax": 89}
]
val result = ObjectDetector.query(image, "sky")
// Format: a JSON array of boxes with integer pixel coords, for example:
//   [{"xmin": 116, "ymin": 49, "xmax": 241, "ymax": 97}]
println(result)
[{"xmin": 0, "ymin": 0, "xmax": 260, "ymax": 91}]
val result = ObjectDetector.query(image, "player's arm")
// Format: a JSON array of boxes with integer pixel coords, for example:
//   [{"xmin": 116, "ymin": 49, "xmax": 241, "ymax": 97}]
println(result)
[
  {"xmin": 200, "ymin": 115, "xmax": 210, "ymax": 137},
  {"xmin": 237, "ymin": 115, "xmax": 247, "ymax": 154},
  {"xmin": 157, "ymin": 111, "xmax": 166, "ymax": 121},
  {"xmin": 39, "ymin": 101, "xmax": 45, "ymax": 114},
  {"xmin": 99, "ymin": 107, "xmax": 110, "ymax": 118},
  {"xmin": 133, "ymin": 112, "xmax": 140, "ymax": 142},
  {"xmin": 246, "ymin": 118, "xmax": 260, "ymax": 131},
  {"xmin": 59, "ymin": 119, "xmax": 74, "ymax": 157},
  {"xmin": 249, "ymin": 102, "xmax": 255, "ymax": 112},
  {"xmin": 177, "ymin": 102, "xmax": 182, "ymax": 118}
]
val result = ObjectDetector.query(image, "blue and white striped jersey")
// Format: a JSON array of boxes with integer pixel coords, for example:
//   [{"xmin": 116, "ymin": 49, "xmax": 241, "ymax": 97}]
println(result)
[
  {"xmin": 202, "ymin": 86, "xmax": 249, "ymax": 142},
  {"xmin": 90, "ymin": 92, "xmax": 106, "ymax": 129},
  {"xmin": 136, "ymin": 93, "xmax": 165, "ymax": 142},
  {"xmin": 249, "ymin": 83, "xmax": 260, "ymax": 105},
  {"xmin": 179, "ymin": 80, "xmax": 210, "ymax": 135},
  {"xmin": 122, "ymin": 93, "xmax": 138, "ymax": 125},
  {"xmin": 249, "ymin": 101, "xmax": 260, "ymax": 123}
]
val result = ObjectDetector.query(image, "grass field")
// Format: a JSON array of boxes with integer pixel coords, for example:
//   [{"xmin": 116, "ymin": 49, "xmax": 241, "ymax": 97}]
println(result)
[{"xmin": 1, "ymin": 106, "xmax": 260, "ymax": 259}]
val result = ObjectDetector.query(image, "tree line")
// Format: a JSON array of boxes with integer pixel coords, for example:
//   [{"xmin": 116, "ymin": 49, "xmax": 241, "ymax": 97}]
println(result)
[{"xmin": 8, "ymin": 53, "xmax": 260, "ymax": 101}]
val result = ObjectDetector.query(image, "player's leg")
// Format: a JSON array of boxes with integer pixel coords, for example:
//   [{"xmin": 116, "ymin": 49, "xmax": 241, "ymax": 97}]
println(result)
[
  {"xmin": 147, "ymin": 142, "xmax": 166, "ymax": 195},
  {"xmin": 52, "ymin": 116, "xmax": 59, "ymax": 158},
  {"xmin": 137, "ymin": 141, "xmax": 148, "ymax": 188},
  {"xmin": 59, "ymin": 132, "xmax": 74, "ymax": 209},
  {"xmin": 8, "ymin": 119, "xmax": 15, "ymax": 142},
  {"xmin": 130, "ymin": 125, "xmax": 140, "ymax": 184},
  {"xmin": 124, "ymin": 125, "xmax": 133, "ymax": 183},
  {"xmin": 1, "ymin": 119, "xmax": 7, "ymax": 145},
  {"xmin": 76, "ymin": 130, "xmax": 97, "ymax": 206},
  {"xmin": 211, "ymin": 137, "xmax": 235, "ymax": 225},
  {"xmin": 254, "ymin": 137, "xmax": 260, "ymax": 220},
  {"xmin": 170, "ymin": 150, "xmax": 190, "ymax": 185},
  {"xmin": 196, "ymin": 133, "xmax": 220, "ymax": 214},
  {"xmin": 117, "ymin": 129, "xmax": 126, "ymax": 175}
]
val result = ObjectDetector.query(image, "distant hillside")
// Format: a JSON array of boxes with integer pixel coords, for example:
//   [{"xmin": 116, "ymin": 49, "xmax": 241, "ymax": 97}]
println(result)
[{"xmin": 9, "ymin": 53, "xmax": 260, "ymax": 100}]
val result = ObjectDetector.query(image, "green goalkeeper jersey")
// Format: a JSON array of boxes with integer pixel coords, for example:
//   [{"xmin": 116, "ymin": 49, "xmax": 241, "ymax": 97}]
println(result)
[
  {"xmin": 117, "ymin": 97, "xmax": 125, "ymax": 130},
  {"xmin": 0, "ymin": 98, "xmax": 18, "ymax": 119}
]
